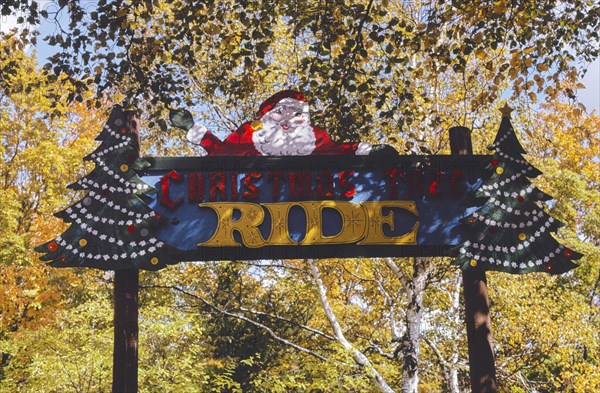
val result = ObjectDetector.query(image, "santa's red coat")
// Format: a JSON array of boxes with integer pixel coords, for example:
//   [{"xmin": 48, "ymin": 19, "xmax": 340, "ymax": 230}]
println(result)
[{"xmin": 197, "ymin": 122, "xmax": 360, "ymax": 156}]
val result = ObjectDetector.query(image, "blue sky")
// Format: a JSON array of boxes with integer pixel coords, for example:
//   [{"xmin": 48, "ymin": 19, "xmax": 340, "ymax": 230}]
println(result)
[
  {"xmin": 1, "ymin": 12, "xmax": 599, "ymax": 114},
  {"xmin": 580, "ymin": 58, "xmax": 599, "ymax": 113}
]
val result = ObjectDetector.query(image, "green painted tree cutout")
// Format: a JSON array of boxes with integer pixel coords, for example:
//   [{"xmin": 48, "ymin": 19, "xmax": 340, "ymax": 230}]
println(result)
[
  {"xmin": 36, "ymin": 106, "xmax": 176, "ymax": 270},
  {"xmin": 454, "ymin": 105, "xmax": 582, "ymax": 274}
]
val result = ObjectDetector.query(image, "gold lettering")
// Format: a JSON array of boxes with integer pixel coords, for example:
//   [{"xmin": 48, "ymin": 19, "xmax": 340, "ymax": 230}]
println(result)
[
  {"xmin": 196, "ymin": 201, "xmax": 420, "ymax": 248},
  {"xmin": 358, "ymin": 201, "xmax": 419, "ymax": 245},
  {"xmin": 199, "ymin": 202, "xmax": 266, "ymax": 248},
  {"xmin": 262, "ymin": 203, "xmax": 296, "ymax": 245},
  {"xmin": 299, "ymin": 201, "xmax": 366, "ymax": 245}
]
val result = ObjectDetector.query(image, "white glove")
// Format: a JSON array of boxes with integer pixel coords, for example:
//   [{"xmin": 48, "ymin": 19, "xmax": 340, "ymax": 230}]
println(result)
[
  {"xmin": 186, "ymin": 123, "xmax": 208, "ymax": 145},
  {"xmin": 355, "ymin": 141, "xmax": 373, "ymax": 155}
]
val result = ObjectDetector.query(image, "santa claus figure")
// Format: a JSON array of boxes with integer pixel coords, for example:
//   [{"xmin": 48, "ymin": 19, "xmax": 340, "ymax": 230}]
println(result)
[{"xmin": 170, "ymin": 90, "xmax": 395, "ymax": 156}]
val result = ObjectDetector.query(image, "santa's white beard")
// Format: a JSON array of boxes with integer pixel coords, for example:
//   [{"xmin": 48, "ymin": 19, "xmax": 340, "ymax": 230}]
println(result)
[{"xmin": 252, "ymin": 120, "xmax": 316, "ymax": 156}]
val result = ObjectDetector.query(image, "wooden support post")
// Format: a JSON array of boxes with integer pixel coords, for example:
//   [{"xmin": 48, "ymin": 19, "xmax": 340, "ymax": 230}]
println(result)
[
  {"xmin": 450, "ymin": 126, "xmax": 498, "ymax": 393},
  {"xmin": 112, "ymin": 109, "xmax": 141, "ymax": 393},
  {"xmin": 113, "ymin": 269, "xmax": 139, "ymax": 393}
]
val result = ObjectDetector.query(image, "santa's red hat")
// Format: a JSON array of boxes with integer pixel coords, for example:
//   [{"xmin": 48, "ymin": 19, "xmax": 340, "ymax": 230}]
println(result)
[{"xmin": 257, "ymin": 90, "xmax": 306, "ymax": 119}]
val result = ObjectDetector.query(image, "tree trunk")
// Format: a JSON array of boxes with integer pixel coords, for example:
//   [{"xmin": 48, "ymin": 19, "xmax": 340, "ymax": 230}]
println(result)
[
  {"xmin": 400, "ymin": 258, "xmax": 427, "ymax": 393},
  {"xmin": 462, "ymin": 270, "xmax": 496, "ymax": 393},
  {"xmin": 450, "ymin": 126, "xmax": 497, "ymax": 393},
  {"xmin": 446, "ymin": 368, "xmax": 460, "ymax": 393},
  {"xmin": 447, "ymin": 272, "xmax": 462, "ymax": 393},
  {"xmin": 112, "ymin": 269, "xmax": 139, "ymax": 393},
  {"xmin": 112, "ymin": 109, "xmax": 141, "ymax": 393}
]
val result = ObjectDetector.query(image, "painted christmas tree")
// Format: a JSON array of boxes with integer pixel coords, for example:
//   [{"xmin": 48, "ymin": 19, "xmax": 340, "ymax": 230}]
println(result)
[
  {"xmin": 36, "ymin": 106, "xmax": 177, "ymax": 270},
  {"xmin": 454, "ymin": 104, "xmax": 582, "ymax": 274}
]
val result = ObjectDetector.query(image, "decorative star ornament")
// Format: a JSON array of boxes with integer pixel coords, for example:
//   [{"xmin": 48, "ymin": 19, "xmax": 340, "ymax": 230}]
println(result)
[{"xmin": 499, "ymin": 103, "xmax": 514, "ymax": 118}]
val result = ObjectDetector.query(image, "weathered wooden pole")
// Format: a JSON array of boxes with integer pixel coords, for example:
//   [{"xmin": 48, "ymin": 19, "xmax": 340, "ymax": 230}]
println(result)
[
  {"xmin": 112, "ymin": 110, "xmax": 141, "ymax": 393},
  {"xmin": 113, "ymin": 269, "xmax": 139, "ymax": 392},
  {"xmin": 449, "ymin": 126, "xmax": 497, "ymax": 393}
]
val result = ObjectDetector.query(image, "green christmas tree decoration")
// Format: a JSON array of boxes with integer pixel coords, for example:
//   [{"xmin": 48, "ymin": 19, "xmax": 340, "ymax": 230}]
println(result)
[
  {"xmin": 36, "ymin": 105, "xmax": 178, "ymax": 271},
  {"xmin": 453, "ymin": 104, "xmax": 582, "ymax": 274}
]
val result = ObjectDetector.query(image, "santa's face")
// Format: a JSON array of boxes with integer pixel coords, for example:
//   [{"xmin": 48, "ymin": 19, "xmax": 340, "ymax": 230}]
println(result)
[
  {"xmin": 253, "ymin": 98, "xmax": 316, "ymax": 156},
  {"xmin": 263, "ymin": 98, "xmax": 310, "ymax": 131}
]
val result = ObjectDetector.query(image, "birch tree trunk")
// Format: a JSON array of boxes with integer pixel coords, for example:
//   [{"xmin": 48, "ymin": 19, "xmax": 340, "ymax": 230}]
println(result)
[
  {"xmin": 385, "ymin": 257, "xmax": 429, "ymax": 393},
  {"xmin": 307, "ymin": 259, "xmax": 396, "ymax": 393},
  {"xmin": 401, "ymin": 258, "xmax": 427, "ymax": 393},
  {"xmin": 446, "ymin": 272, "xmax": 462, "ymax": 393}
]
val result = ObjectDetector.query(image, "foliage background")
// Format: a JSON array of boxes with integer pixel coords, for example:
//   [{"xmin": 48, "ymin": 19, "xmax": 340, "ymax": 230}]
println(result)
[{"xmin": 0, "ymin": 1, "xmax": 598, "ymax": 392}]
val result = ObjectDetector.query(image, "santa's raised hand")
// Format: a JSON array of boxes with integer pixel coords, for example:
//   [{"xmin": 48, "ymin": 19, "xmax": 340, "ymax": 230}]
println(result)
[{"xmin": 169, "ymin": 108, "xmax": 208, "ymax": 145}]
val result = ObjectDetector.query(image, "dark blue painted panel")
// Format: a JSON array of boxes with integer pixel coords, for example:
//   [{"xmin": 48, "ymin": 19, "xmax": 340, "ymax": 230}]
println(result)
[{"xmin": 140, "ymin": 155, "xmax": 487, "ymax": 260}]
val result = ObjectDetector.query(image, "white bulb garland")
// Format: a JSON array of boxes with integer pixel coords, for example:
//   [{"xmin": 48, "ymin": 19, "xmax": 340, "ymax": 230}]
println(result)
[
  {"xmin": 85, "ymin": 190, "xmax": 155, "ymax": 219},
  {"xmin": 480, "ymin": 169, "xmax": 528, "ymax": 191},
  {"xmin": 54, "ymin": 234, "xmax": 165, "ymax": 263},
  {"xmin": 462, "ymin": 244, "xmax": 564, "ymax": 268},
  {"xmin": 472, "ymin": 208, "xmax": 553, "ymax": 229},
  {"xmin": 495, "ymin": 150, "xmax": 532, "ymax": 166}
]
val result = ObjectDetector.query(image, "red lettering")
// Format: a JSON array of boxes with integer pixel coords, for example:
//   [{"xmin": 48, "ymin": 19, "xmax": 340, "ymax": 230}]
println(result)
[
  {"xmin": 242, "ymin": 173, "xmax": 262, "ymax": 200},
  {"xmin": 189, "ymin": 172, "xmax": 196, "ymax": 201},
  {"xmin": 407, "ymin": 169, "xmax": 421, "ymax": 198},
  {"xmin": 289, "ymin": 172, "xmax": 297, "ymax": 199},
  {"xmin": 189, "ymin": 173, "xmax": 205, "ymax": 202},
  {"xmin": 429, "ymin": 171, "xmax": 444, "ymax": 196},
  {"xmin": 448, "ymin": 169, "xmax": 462, "ymax": 196},
  {"xmin": 197, "ymin": 173, "xmax": 205, "ymax": 201},
  {"xmin": 384, "ymin": 169, "xmax": 405, "ymax": 199},
  {"xmin": 429, "ymin": 180, "xmax": 440, "ymax": 196},
  {"xmin": 317, "ymin": 171, "xmax": 334, "ymax": 198},
  {"xmin": 269, "ymin": 171, "xmax": 285, "ymax": 200},
  {"xmin": 339, "ymin": 171, "xmax": 356, "ymax": 200},
  {"xmin": 230, "ymin": 172, "xmax": 239, "ymax": 200},
  {"xmin": 209, "ymin": 172, "xmax": 226, "ymax": 201},
  {"xmin": 289, "ymin": 172, "xmax": 311, "ymax": 200},
  {"xmin": 160, "ymin": 170, "xmax": 183, "ymax": 209}
]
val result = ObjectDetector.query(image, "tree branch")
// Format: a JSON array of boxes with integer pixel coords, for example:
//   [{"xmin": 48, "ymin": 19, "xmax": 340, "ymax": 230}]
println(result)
[
  {"xmin": 362, "ymin": 340, "xmax": 398, "ymax": 360},
  {"xmin": 306, "ymin": 259, "xmax": 396, "ymax": 393},
  {"xmin": 237, "ymin": 306, "xmax": 336, "ymax": 341},
  {"xmin": 141, "ymin": 284, "xmax": 330, "ymax": 362},
  {"xmin": 337, "ymin": 0, "xmax": 375, "ymax": 95},
  {"xmin": 234, "ymin": 259, "xmax": 307, "ymax": 273},
  {"xmin": 384, "ymin": 257, "xmax": 409, "ymax": 291},
  {"xmin": 422, "ymin": 335, "xmax": 469, "ymax": 372},
  {"xmin": 341, "ymin": 263, "xmax": 402, "ymax": 342}
]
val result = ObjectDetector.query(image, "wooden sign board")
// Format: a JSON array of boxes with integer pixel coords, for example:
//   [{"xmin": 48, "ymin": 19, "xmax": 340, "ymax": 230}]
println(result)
[{"xmin": 141, "ymin": 155, "xmax": 488, "ymax": 261}]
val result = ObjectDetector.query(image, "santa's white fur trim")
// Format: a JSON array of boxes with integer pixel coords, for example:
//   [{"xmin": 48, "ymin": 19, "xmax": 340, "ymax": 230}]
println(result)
[
  {"xmin": 253, "ymin": 120, "xmax": 316, "ymax": 156},
  {"xmin": 186, "ymin": 123, "xmax": 208, "ymax": 145},
  {"xmin": 356, "ymin": 141, "xmax": 372, "ymax": 155},
  {"xmin": 277, "ymin": 97, "xmax": 309, "ymax": 110}
]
